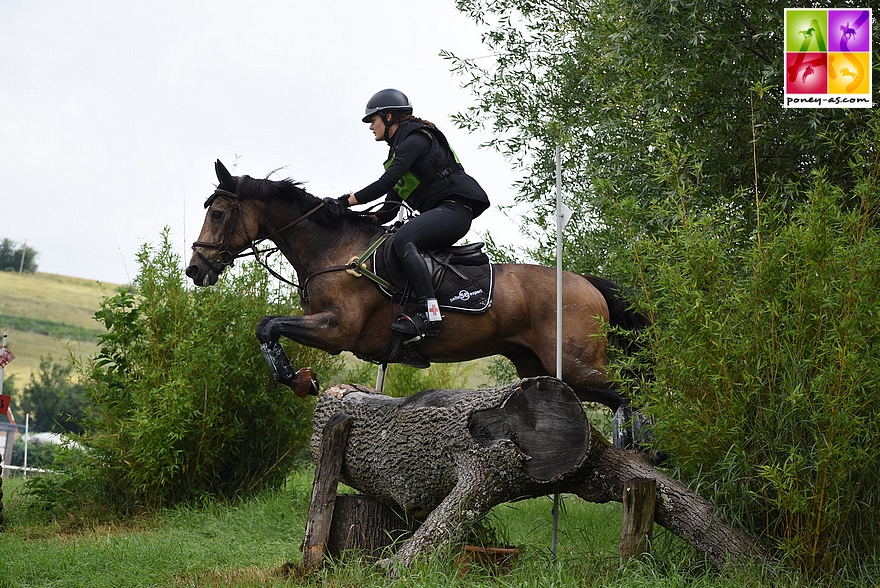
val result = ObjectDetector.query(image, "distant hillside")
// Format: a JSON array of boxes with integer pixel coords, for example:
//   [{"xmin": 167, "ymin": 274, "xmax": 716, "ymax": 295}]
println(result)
[{"xmin": 0, "ymin": 271, "xmax": 119, "ymax": 385}]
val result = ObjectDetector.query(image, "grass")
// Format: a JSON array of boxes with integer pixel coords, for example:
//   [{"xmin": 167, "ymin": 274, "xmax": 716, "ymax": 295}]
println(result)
[
  {"xmin": 0, "ymin": 470, "xmax": 816, "ymax": 588},
  {"xmin": 0, "ymin": 272, "xmax": 117, "ymax": 383}
]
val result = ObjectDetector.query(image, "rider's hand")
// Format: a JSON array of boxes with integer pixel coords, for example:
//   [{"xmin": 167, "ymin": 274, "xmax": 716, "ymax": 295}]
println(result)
[
  {"xmin": 322, "ymin": 196, "xmax": 348, "ymax": 212},
  {"xmin": 336, "ymin": 195, "xmax": 352, "ymax": 207}
]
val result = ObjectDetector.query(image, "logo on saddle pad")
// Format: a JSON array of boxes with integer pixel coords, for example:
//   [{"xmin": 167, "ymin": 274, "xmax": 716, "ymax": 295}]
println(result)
[{"xmin": 450, "ymin": 288, "xmax": 484, "ymax": 304}]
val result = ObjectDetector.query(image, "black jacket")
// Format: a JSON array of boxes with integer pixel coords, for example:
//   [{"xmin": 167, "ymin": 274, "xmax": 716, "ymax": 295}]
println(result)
[{"xmin": 354, "ymin": 121, "xmax": 490, "ymax": 222}]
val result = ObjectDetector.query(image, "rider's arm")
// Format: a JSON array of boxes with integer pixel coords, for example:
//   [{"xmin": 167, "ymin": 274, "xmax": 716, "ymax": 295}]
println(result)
[
  {"xmin": 373, "ymin": 193, "xmax": 404, "ymax": 224},
  {"xmin": 351, "ymin": 131, "xmax": 431, "ymax": 205}
]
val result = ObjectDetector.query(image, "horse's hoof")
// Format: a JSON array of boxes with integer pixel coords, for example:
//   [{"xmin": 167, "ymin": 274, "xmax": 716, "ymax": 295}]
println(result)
[
  {"xmin": 612, "ymin": 405, "xmax": 654, "ymax": 451},
  {"xmin": 260, "ymin": 342, "xmax": 295, "ymax": 387}
]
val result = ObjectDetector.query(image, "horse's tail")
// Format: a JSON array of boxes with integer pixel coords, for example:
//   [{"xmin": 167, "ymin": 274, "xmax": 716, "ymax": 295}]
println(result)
[{"xmin": 583, "ymin": 275, "xmax": 652, "ymax": 357}]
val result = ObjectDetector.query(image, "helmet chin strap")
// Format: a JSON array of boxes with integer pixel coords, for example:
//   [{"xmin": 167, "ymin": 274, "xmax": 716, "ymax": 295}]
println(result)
[{"xmin": 382, "ymin": 111, "xmax": 399, "ymax": 142}]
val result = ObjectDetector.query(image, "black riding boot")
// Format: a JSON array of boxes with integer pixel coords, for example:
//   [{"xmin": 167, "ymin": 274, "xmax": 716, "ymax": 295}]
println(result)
[{"xmin": 391, "ymin": 242, "xmax": 442, "ymax": 342}]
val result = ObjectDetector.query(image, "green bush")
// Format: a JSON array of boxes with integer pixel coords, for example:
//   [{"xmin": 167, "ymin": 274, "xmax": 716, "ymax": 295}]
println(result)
[
  {"xmin": 344, "ymin": 361, "xmax": 473, "ymax": 398},
  {"xmin": 26, "ymin": 229, "xmax": 342, "ymax": 516},
  {"xmin": 11, "ymin": 436, "xmax": 60, "ymax": 469},
  {"xmin": 20, "ymin": 356, "xmax": 87, "ymax": 434},
  {"xmin": 616, "ymin": 118, "xmax": 880, "ymax": 577}
]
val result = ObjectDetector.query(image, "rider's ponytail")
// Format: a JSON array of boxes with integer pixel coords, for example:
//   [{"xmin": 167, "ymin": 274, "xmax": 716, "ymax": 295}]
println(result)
[{"xmin": 398, "ymin": 114, "xmax": 436, "ymax": 129}]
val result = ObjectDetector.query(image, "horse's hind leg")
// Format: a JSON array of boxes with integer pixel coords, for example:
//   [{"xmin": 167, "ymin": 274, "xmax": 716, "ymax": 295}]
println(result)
[
  {"xmin": 503, "ymin": 349, "xmax": 550, "ymax": 379},
  {"xmin": 505, "ymin": 349, "xmax": 657, "ymax": 454},
  {"xmin": 570, "ymin": 381, "xmax": 627, "ymax": 412}
]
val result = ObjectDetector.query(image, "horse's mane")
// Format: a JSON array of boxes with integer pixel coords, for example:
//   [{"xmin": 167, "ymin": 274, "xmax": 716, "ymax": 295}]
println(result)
[{"xmin": 235, "ymin": 175, "xmax": 380, "ymax": 233}]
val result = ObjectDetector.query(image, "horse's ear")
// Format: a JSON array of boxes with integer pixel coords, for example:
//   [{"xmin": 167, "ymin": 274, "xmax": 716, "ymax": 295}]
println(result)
[{"xmin": 215, "ymin": 160, "xmax": 236, "ymax": 191}]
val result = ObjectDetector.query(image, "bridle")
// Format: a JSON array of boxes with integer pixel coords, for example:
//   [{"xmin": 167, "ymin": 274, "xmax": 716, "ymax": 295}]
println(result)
[
  {"xmin": 191, "ymin": 187, "xmax": 407, "ymax": 302},
  {"xmin": 190, "ymin": 188, "xmax": 325, "ymax": 284}
]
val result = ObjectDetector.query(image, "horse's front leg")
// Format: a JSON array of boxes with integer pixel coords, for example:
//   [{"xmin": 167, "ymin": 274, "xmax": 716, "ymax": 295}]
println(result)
[{"xmin": 256, "ymin": 312, "xmax": 350, "ymax": 355}]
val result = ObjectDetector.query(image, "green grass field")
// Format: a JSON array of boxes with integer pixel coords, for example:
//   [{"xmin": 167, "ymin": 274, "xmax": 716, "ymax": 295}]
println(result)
[
  {"xmin": 0, "ymin": 471, "xmax": 805, "ymax": 588},
  {"xmin": 0, "ymin": 271, "xmax": 118, "ymax": 385}
]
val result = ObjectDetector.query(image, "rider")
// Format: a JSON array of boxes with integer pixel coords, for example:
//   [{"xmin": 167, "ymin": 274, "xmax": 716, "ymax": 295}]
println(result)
[{"xmin": 336, "ymin": 89, "xmax": 490, "ymax": 341}]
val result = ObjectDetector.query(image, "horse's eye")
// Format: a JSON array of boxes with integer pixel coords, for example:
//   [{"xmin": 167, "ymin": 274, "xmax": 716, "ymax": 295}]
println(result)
[{"xmin": 211, "ymin": 210, "xmax": 224, "ymax": 221}]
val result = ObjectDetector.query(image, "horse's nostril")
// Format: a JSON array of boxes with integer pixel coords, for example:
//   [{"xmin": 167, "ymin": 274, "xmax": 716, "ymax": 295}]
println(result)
[{"xmin": 185, "ymin": 265, "xmax": 199, "ymax": 279}]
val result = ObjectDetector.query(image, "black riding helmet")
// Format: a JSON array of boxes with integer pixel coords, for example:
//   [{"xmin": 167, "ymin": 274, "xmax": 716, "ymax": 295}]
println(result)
[{"xmin": 362, "ymin": 88, "xmax": 413, "ymax": 123}]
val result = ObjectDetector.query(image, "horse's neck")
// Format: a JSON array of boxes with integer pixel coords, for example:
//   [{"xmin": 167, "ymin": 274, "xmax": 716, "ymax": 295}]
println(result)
[{"xmin": 271, "ymin": 217, "xmax": 379, "ymax": 278}]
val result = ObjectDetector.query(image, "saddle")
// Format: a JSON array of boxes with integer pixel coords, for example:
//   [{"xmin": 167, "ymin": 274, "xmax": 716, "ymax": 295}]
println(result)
[
  {"xmin": 369, "ymin": 234, "xmax": 495, "ymax": 313},
  {"xmin": 349, "ymin": 232, "xmax": 495, "ymax": 369}
]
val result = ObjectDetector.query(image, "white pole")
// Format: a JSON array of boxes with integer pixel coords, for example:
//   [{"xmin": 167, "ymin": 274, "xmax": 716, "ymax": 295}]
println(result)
[
  {"xmin": 552, "ymin": 145, "xmax": 563, "ymax": 559},
  {"xmin": 23, "ymin": 413, "xmax": 29, "ymax": 482},
  {"xmin": 376, "ymin": 204, "xmax": 413, "ymax": 396},
  {"xmin": 0, "ymin": 331, "xmax": 6, "ymax": 397},
  {"xmin": 555, "ymin": 146, "xmax": 564, "ymax": 381},
  {"xmin": 376, "ymin": 364, "xmax": 388, "ymax": 394},
  {"xmin": 19, "ymin": 240, "xmax": 27, "ymax": 273}
]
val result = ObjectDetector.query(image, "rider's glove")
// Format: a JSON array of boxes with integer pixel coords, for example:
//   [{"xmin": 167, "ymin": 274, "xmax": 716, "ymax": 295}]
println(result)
[{"xmin": 322, "ymin": 196, "xmax": 348, "ymax": 211}]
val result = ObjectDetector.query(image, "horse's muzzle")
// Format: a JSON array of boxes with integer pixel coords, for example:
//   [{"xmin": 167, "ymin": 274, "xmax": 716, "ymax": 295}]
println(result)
[{"xmin": 185, "ymin": 263, "xmax": 219, "ymax": 287}]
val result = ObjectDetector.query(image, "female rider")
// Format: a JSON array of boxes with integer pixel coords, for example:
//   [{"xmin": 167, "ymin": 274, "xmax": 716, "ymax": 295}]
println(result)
[{"xmin": 336, "ymin": 89, "xmax": 490, "ymax": 342}]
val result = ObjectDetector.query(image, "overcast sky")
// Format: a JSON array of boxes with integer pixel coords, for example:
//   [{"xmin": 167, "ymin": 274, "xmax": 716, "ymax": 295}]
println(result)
[{"xmin": 1, "ymin": 0, "xmax": 528, "ymax": 285}]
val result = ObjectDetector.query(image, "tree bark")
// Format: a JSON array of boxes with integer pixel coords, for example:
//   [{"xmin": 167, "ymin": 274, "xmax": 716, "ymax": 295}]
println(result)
[
  {"xmin": 327, "ymin": 494, "xmax": 419, "ymax": 560},
  {"xmin": 310, "ymin": 377, "xmax": 763, "ymax": 571},
  {"xmin": 301, "ymin": 413, "xmax": 352, "ymax": 571},
  {"xmin": 619, "ymin": 477, "xmax": 656, "ymax": 559}
]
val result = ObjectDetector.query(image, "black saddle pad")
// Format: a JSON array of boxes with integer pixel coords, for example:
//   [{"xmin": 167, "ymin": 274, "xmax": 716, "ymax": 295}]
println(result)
[{"xmin": 371, "ymin": 237, "xmax": 494, "ymax": 313}]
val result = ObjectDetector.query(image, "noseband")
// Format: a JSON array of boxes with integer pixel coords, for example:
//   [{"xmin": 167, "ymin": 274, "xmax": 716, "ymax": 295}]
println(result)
[
  {"xmin": 191, "ymin": 187, "xmax": 326, "ymax": 277},
  {"xmin": 191, "ymin": 189, "xmax": 251, "ymax": 273}
]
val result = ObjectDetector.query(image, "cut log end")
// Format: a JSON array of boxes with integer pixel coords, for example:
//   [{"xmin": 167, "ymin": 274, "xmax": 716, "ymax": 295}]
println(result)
[{"xmin": 469, "ymin": 377, "xmax": 590, "ymax": 480}]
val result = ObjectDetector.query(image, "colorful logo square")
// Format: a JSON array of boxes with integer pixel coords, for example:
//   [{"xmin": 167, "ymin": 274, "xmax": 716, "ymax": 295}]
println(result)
[{"xmin": 784, "ymin": 8, "xmax": 872, "ymax": 108}]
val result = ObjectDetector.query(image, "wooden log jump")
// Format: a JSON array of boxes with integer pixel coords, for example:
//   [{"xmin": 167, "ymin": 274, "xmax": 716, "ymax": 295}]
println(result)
[{"xmin": 303, "ymin": 377, "xmax": 762, "ymax": 572}]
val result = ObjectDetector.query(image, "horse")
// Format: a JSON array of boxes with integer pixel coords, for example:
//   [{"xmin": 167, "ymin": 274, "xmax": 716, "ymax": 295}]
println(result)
[{"xmin": 186, "ymin": 160, "xmax": 649, "ymax": 414}]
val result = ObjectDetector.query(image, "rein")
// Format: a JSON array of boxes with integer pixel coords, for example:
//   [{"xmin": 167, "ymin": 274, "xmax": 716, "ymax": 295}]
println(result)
[
  {"xmin": 191, "ymin": 188, "xmax": 325, "ymax": 280},
  {"xmin": 192, "ymin": 188, "xmax": 398, "ymax": 301}
]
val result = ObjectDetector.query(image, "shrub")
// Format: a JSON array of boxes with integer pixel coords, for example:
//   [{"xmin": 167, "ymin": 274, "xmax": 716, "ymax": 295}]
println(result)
[
  {"xmin": 27, "ymin": 229, "xmax": 341, "ymax": 516},
  {"xmin": 616, "ymin": 124, "xmax": 880, "ymax": 576},
  {"xmin": 20, "ymin": 356, "xmax": 87, "ymax": 434},
  {"xmin": 344, "ymin": 361, "xmax": 473, "ymax": 398}
]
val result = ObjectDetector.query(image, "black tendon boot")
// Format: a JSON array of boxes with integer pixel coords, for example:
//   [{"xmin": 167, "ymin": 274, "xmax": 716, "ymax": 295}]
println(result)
[{"xmin": 391, "ymin": 242, "xmax": 442, "ymax": 342}]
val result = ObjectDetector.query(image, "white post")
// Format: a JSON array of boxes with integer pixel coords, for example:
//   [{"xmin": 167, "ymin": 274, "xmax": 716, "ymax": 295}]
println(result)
[
  {"xmin": 23, "ymin": 413, "xmax": 29, "ymax": 482},
  {"xmin": 555, "ymin": 146, "xmax": 564, "ymax": 382},
  {"xmin": 552, "ymin": 145, "xmax": 563, "ymax": 559},
  {"xmin": 376, "ymin": 364, "xmax": 388, "ymax": 394},
  {"xmin": 19, "ymin": 240, "xmax": 27, "ymax": 273},
  {"xmin": 375, "ymin": 203, "xmax": 413, "ymax": 396},
  {"xmin": 0, "ymin": 331, "xmax": 6, "ymax": 397}
]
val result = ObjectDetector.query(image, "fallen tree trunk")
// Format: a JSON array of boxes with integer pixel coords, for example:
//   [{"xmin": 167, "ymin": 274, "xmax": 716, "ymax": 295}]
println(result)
[{"xmin": 310, "ymin": 377, "xmax": 762, "ymax": 570}]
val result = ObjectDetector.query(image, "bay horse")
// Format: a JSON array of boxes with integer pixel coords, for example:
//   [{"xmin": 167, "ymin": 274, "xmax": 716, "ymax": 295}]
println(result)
[{"xmin": 187, "ymin": 160, "xmax": 648, "ymax": 412}]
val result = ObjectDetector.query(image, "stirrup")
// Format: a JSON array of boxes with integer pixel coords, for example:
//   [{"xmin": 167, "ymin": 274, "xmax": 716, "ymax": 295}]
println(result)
[{"xmin": 391, "ymin": 312, "xmax": 441, "ymax": 344}]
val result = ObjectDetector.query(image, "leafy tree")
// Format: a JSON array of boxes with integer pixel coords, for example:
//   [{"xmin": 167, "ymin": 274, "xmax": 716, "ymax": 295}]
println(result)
[
  {"xmin": 27, "ymin": 229, "xmax": 342, "ymax": 516},
  {"xmin": 451, "ymin": 0, "xmax": 880, "ymax": 578},
  {"xmin": 449, "ymin": 0, "xmax": 874, "ymax": 275},
  {"xmin": 0, "ymin": 238, "xmax": 38, "ymax": 273},
  {"xmin": 20, "ymin": 357, "xmax": 87, "ymax": 434}
]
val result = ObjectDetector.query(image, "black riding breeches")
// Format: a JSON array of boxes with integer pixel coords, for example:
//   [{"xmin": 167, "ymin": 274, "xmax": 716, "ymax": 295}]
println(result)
[
  {"xmin": 392, "ymin": 196, "xmax": 474, "ymax": 257},
  {"xmin": 393, "ymin": 196, "xmax": 474, "ymax": 304}
]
